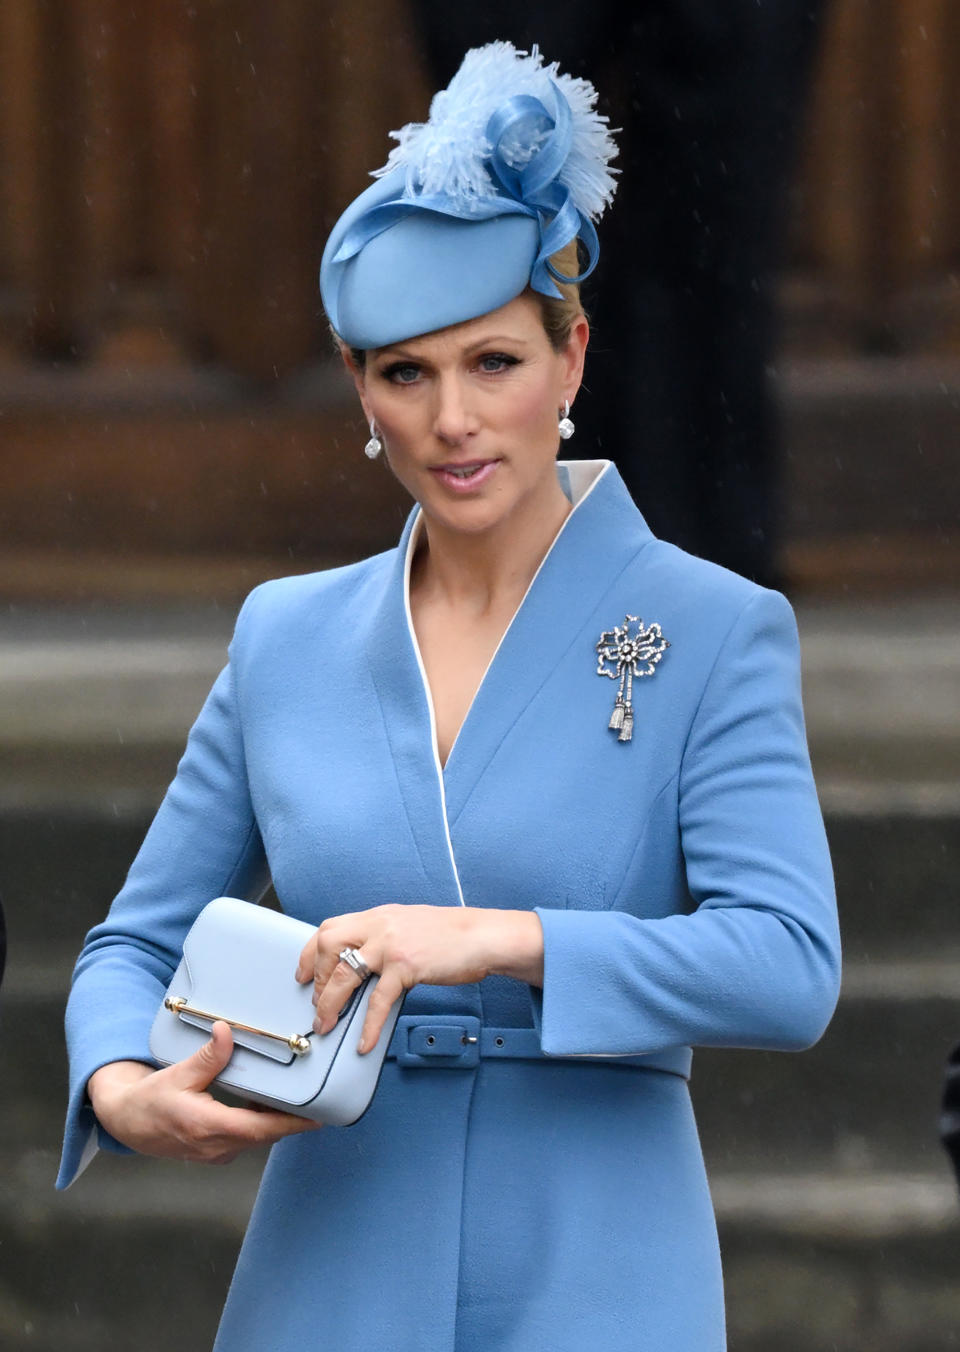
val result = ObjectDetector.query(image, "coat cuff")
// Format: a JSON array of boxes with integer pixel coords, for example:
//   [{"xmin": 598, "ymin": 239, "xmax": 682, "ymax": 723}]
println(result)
[
  {"xmin": 57, "ymin": 1060, "xmax": 139, "ymax": 1190},
  {"xmin": 533, "ymin": 906, "xmax": 681, "ymax": 1058},
  {"xmin": 533, "ymin": 906, "xmax": 646, "ymax": 1056},
  {"xmin": 58, "ymin": 992, "xmax": 158, "ymax": 1189}
]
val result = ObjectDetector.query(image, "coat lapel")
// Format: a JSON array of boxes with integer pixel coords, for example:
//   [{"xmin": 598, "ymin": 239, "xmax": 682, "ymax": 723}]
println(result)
[
  {"xmin": 441, "ymin": 463, "xmax": 655, "ymax": 824},
  {"xmin": 364, "ymin": 512, "xmax": 465, "ymax": 908}
]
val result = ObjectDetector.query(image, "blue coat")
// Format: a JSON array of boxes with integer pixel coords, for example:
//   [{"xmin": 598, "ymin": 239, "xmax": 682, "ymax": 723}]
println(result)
[{"xmin": 59, "ymin": 461, "xmax": 840, "ymax": 1351}]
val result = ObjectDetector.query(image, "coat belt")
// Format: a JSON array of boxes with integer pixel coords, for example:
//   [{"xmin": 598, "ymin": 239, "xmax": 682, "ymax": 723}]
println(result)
[{"xmin": 387, "ymin": 1014, "xmax": 691, "ymax": 1079}]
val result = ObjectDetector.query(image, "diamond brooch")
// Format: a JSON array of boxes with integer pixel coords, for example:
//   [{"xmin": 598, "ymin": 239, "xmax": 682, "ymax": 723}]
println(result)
[{"xmin": 596, "ymin": 615, "xmax": 670, "ymax": 742}]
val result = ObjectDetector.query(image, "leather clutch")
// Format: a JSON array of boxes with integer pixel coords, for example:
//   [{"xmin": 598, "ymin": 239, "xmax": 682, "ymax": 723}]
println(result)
[{"xmin": 148, "ymin": 896, "xmax": 403, "ymax": 1125}]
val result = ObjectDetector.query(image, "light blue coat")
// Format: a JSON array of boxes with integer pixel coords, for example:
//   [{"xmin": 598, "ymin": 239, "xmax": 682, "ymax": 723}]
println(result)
[{"xmin": 59, "ymin": 461, "xmax": 840, "ymax": 1350}]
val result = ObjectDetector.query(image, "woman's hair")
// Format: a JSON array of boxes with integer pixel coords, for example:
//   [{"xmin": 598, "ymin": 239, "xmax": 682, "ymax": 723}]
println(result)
[
  {"xmin": 532, "ymin": 239, "xmax": 585, "ymax": 353},
  {"xmin": 340, "ymin": 239, "xmax": 585, "ymax": 370}
]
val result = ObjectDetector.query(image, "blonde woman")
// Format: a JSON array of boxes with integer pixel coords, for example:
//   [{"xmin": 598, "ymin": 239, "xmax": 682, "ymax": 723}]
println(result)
[{"xmin": 60, "ymin": 44, "xmax": 840, "ymax": 1351}]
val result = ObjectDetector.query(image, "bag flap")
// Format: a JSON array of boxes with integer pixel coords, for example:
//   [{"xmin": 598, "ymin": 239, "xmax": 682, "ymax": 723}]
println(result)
[{"xmin": 172, "ymin": 897, "xmax": 319, "ymax": 1063}]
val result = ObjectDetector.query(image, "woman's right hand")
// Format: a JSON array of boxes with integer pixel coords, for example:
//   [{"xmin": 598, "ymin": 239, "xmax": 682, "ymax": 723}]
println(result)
[{"xmin": 86, "ymin": 1021, "xmax": 321, "ymax": 1164}]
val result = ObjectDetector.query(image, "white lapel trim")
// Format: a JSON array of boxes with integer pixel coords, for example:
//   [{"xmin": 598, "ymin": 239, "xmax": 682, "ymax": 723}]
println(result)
[{"xmin": 399, "ymin": 460, "xmax": 611, "ymax": 909}]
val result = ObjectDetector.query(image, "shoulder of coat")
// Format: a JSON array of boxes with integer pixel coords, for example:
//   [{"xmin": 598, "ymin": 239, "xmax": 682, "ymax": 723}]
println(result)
[
  {"xmin": 613, "ymin": 537, "xmax": 789, "ymax": 649},
  {"xmin": 234, "ymin": 547, "xmax": 398, "ymax": 632}
]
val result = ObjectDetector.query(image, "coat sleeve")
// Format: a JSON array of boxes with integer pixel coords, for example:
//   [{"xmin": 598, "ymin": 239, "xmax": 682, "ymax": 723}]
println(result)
[
  {"xmin": 57, "ymin": 604, "xmax": 270, "ymax": 1189},
  {"xmin": 533, "ymin": 589, "xmax": 841, "ymax": 1058}
]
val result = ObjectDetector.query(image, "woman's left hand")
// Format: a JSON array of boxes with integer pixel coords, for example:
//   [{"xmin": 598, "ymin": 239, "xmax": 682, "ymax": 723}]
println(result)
[{"xmin": 295, "ymin": 905, "xmax": 543, "ymax": 1053}]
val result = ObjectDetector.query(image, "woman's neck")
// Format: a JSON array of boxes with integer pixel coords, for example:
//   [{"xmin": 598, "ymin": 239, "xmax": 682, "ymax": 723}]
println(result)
[{"xmin": 411, "ymin": 479, "xmax": 572, "ymax": 616}]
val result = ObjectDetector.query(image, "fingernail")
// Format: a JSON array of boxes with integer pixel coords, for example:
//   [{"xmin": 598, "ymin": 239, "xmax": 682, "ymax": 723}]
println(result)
[
  {"xmin": 312, "ymin": 1017, "xmax": 323, "ymax": 1035},
  {"xmin": 310, "ymin": 991, "xmax": 317, "ymax": 1007},
  {"xmin": 357, "ymin": 1037, "xmax": 366, "ymax": 1054}
]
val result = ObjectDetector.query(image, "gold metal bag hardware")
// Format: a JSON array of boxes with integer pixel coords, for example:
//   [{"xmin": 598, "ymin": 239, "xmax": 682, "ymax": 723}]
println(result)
[{"xmin": 163, "ymin": 995, "xmax": 311, "ymax": 1056}]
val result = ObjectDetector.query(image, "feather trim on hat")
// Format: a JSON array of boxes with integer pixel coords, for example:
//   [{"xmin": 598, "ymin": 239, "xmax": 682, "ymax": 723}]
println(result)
[{"xmin": 373, "ymin": 41, "xmax": 618, "ymax": 221}]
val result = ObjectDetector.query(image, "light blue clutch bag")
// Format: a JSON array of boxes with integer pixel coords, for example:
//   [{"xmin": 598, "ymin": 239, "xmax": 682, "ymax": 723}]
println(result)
[{"xmin": 148, "ymin": 897, "xmax": 403, "ymax": 1125}]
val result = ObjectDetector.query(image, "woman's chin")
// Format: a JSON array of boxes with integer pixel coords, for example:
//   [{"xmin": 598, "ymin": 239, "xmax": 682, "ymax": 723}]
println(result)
[{"xmin": 421, "ymin": 497, "xmax": 508, "ymax": 538}]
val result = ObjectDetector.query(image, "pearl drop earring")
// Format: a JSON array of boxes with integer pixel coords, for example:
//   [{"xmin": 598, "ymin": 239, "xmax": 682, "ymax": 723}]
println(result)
[
  {"xmin": 364, "ymin": 418, "xmax": 383, "ymax": 459},
  {"xmin": 558, "ymin": 400, "xmax": 575, "ymax": 440}
]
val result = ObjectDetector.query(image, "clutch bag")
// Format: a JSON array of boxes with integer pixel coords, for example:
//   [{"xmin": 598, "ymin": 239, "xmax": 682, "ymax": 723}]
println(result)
[{"xmin": 148, "ymin": 896, "xmax": 403, "ymax": 1125}]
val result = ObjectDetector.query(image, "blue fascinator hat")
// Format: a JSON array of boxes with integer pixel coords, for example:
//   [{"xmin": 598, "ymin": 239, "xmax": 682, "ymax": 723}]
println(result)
[{"xmin": 320, "ymin": 42, "xmax": 618, "ymax": 350}]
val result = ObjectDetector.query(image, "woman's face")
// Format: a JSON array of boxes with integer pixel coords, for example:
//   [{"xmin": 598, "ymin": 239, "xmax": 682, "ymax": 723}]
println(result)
[{"xmin": 348, "ymin": 293, "xmax": 588, "ymax": 540}]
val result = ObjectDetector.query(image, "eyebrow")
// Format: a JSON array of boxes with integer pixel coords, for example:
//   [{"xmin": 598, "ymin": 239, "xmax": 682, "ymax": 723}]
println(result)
[{"xmin": 375, "ymin": 334, "xmax": 531, "ymax": 362}]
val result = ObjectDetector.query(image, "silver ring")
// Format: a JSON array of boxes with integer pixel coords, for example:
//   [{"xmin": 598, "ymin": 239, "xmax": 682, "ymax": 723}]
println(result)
[{"xmin": 338, "ymin": 947, "xmax": 372, "ymax": 981}]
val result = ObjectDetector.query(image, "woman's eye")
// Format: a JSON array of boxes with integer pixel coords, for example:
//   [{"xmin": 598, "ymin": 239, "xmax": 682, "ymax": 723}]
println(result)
[
  {"xmin": 478, "ymin": 353, "xmax": 518, "ymax": 374},
  {"xmin": 383, "ymin": 363, "xmax": 421, "ymax": 384}
]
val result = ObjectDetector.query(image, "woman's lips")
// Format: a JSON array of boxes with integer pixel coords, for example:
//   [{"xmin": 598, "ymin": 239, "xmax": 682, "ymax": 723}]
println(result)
[{"xmin": 429, "ymin": 459, "xmax": 501, "ymax": 492}]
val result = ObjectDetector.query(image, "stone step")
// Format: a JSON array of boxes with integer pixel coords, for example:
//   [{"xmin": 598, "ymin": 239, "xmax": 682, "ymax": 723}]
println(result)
[
  {"xmin": 2, "ymin": 1148, "xmax": 957, "ymax": 1352},
  {"xmin": 2, "ymin": 957, "xmax": 956, "ymax": 1177},
  {"xmin": 715, "ymin": 1171, "xmax": 960, "ymax": 1352},
  {"xmin": 798, "ymin": 598, "xmax": 960, "ymax": 786},
  {"xmin": 1, "ymin": 1149, "xmax": 251, "ymax": 1352},
  {"xmin": 3, "ymin": 800, "xmax": 957, "ymax": 962},
  {"xmin": 693, "ymin": 969, "xmax": 959, "ymax": 1175},
  {"xmin": 818, "ymin": 808, "xmax": 960, "ymax": 963},
  {"xmin": 777, "ymin": 356, "xmax": 960, "ymax": 545}
]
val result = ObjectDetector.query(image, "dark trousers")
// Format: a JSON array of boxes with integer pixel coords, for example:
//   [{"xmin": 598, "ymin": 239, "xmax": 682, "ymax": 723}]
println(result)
[{"xmin": 411, "ymin": 1, "xmax": 825, "ymax": 585}]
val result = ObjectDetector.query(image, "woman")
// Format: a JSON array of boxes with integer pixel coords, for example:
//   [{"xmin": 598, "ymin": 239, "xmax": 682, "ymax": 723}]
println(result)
[{"xmin": 59, "ymin": 43, "xmax": 840, "ymax": 1351}]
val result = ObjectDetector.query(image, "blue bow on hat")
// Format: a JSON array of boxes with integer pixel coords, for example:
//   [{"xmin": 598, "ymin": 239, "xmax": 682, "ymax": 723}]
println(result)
[
  {"xmin": 319, "ymin": 42, "xmax": 616, "ymax": 349},
  {"xmin": 331, "ymin": 83, "xmax": 599, "ymax": 301}
]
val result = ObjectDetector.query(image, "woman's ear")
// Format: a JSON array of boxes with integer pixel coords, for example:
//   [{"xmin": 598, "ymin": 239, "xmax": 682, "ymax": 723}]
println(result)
[{"xmin": 561, "ymin": 314, "xmax": 590, "ymax": 405}]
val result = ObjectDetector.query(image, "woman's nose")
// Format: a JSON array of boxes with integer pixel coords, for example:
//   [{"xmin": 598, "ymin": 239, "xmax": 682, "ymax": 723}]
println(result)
[{"xmin": 431, "ymin": 376, "xmax": 475, "ymax": 445}]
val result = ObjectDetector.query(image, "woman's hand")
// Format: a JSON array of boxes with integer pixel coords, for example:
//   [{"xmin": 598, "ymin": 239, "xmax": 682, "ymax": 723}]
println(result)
[
  {"xmin": 295, "ymin": 905, "xmax": 544, "ymax": 1054},
  {"xmin": 86, "ymin": 1022, "xmax": 321, "ymax": 1163}
]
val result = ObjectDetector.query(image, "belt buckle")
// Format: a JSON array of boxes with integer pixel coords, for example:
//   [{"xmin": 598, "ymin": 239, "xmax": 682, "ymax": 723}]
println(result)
[{"xmin": 394, "ymin": 1014, "xmax": 481, "ymax": 1069}]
